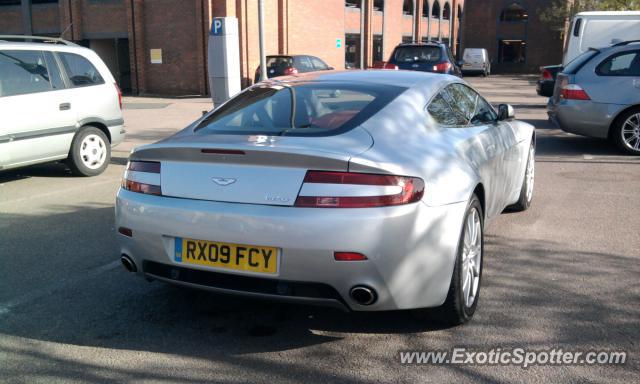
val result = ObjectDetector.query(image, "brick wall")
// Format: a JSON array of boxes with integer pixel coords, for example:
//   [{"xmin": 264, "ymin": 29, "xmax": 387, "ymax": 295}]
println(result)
[
  {"xmin": 462, "ymin": 0, "xmax": 563, "ymax": 73},
  {"xmin": 0, "ymin": 0, "xmax": 464, "ymax": 95}
]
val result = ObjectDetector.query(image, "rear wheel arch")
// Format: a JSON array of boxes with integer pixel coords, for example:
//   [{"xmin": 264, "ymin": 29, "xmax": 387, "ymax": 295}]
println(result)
[
  {"xmin": 81, "ymin": 122, "xmax": 111, "ymax": 143},
  {"xmin": 608, "ymin": 104, "xmax": 640, "ymax": 140}
]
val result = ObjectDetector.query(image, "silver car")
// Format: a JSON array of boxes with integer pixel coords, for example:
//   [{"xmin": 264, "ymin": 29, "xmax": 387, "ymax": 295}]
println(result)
[
  {"xmin": 115, "ymin": 70, "xmax": 535, "ymax": 325},
  {"xmin": 548, "ymin": 40, "xmax": 640, "ymax": 155},
  {"xmin": 0, "ymin": 36, "xmax": 125, "ymax": 175}
]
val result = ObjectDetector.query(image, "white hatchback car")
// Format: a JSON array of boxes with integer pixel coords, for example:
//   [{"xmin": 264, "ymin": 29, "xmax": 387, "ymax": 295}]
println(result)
[{"xmin": 0, "ymin": 36, "xmax": 124, "ymax": 176}]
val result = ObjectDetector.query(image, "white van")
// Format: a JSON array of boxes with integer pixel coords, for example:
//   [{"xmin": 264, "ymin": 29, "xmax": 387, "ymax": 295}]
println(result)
[
  {"xmin": 461, "ymin": 48, "xmax": 490, "ymax": 76},
  {"xmin": 563, "ymin": 11, "xmax": 640, "ymax": 65}
]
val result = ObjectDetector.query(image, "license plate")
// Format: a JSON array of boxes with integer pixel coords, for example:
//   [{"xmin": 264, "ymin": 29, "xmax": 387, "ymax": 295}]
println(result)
[{"xmin": 174, "ymin": 237, "xmax": 278, "ymax": 274}]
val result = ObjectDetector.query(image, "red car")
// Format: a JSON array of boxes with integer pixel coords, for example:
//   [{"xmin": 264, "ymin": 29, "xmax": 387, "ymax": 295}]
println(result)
[{"xmin": 254, "ymin": 55, "xmax": 333, "ymax": 83}]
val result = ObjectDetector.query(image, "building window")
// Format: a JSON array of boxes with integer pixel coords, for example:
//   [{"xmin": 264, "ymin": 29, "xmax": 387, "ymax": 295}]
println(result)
[
  {"xmin": 345, "ymin": 0, "xmax": 361, "ymax": 9},
  {"xmin": 373, "ymin": 0, "xmax": 384, "ymax": 12},
  {"xmin": 403, "ymin": 0, "xmax": 413, "ymax": 16},
  {"xmin": 422, "ymin": 1, "xmax": 429, "ymax": 17},
  {"xmin": 500, "ymin": 2, "xmax": 528, "ymax": 22},
  {"xmin": 402, "ymin": 35, "xmax": 413, "ymax": 43},
  {"xmin": 373, "ymin": 35, "xmax": 383, "ymax": 62},
  {"xmin": 345, "ymin": 33, "xmax": 361, "ymax": 69},
  {"xmin": 443, "ymin": 3, "xmax": 450, "ymax": 20},
  {"xmin": 432, "ymin": 0, "xmax": 440, "ymax": 18},
  {"xmin": 498, "ymin": 40, "xmax": 526, "ymax": 63}
]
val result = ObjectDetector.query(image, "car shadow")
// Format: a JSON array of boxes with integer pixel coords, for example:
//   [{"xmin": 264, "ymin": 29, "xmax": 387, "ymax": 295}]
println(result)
[
  {"xmin": 1, "ymin": 200, "xmax": 638, "ymax": 382},
  {"xmin": 0, "ymin": 161, "xmax": 72, "ymax": 183}
]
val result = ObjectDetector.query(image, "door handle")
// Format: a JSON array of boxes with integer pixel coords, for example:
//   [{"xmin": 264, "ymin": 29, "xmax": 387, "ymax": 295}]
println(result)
[{"xmin": 59, "ymin": 102, "xmax": 71, "ymax": 111}]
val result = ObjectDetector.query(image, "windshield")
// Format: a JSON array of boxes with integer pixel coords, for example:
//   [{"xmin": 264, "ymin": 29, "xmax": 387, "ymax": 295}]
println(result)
[
  {"xmin": 196, "ymin": 82, "xmax": 406, "ymax": 136},
  {"xmin": 393, "ymin": 46, "xmax": 442, "ymax": 63}
]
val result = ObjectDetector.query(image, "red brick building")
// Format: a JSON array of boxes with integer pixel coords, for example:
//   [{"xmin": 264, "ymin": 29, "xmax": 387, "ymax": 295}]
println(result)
[
  {"xmin": 0, "ymin": 0, "xmax": 464, "ymax": 96},
  {"xmin": 461, "ymin": 0, "xmax": 564, "ymax": 73}
]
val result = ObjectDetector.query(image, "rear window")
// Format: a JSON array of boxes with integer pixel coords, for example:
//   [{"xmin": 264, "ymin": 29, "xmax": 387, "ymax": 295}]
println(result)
[
  {"xmin": 393, "ymin": 46, "xmax": 442, "ymax": 63},
  {"xmin": 267, "ymin": 56, "xmax": 293, "ymax": 68},
  {"xmin": 196, "ymin": 82, "xmax": 405, "ymax": 136},
  {"xmin": 563, "ymin": 49, "xmax": 599, "ymax": 74},
  {"xmin": 58, "ymin": 52, "xmax": 104, "ymax": 87}
]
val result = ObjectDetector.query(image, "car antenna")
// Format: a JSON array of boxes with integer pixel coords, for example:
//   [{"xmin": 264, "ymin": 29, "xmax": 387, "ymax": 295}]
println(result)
[{"xmin": 59, "ymin": 23, "xmax": 73, "ymax": 39}]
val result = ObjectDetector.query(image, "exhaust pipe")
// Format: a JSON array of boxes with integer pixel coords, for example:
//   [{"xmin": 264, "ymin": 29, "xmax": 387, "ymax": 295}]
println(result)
[
  {"xmin": 350, "ymin": 285, "xmax": 377, "ymax": 305},
  {"xmin": 120, "ymin": 254, "xmax": 137, "ymax": 273}
]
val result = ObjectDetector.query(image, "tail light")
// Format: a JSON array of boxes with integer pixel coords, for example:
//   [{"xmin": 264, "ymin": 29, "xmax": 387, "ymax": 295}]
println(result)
[
  {"xmin": 294, "ymin": 171, "xmax": 424, "ymax": 208},
  {"xmin": 432, "ymin": 62, "xmax": 452, "ymax": 73},
  {"xmin": 383, "ymin": 62, "xmax": 399, "ymax": 70},
  {"xmin": 122, "ymin": 161, "xmax": 162, "ymax": 195},
  {"xmin": 560, "ymin": 84, "xmax": 590, "ymax": 100},
  {"xmin": 334, "ymin": 252, "xmax": 368, "ymax": 261},
  {"xmin": 115, "ymin": 83, "xmax": 122, "ymax": 110},
  {"xmin": 540, "ymin": 69, "xmax": 552, "ymax": 80},
  {"xmin": 284, "ymin": 67, "xmax": 298, "ymax": 75}
]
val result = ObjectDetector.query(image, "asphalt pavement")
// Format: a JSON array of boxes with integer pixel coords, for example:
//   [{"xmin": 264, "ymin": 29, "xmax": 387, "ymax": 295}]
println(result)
[{"xmin": 0, "ymin": 75, "xmax": 638, "ymax": 383}]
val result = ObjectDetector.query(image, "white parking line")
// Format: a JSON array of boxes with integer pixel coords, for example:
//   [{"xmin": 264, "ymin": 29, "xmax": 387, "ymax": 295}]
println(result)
[{"xmin": 0, "ymin": 260, "xmax": 120, "ymax": 316}]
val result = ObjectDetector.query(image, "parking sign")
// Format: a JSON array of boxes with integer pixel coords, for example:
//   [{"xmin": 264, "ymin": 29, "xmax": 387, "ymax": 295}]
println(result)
[{"xmin": 211, "ymin": 19, "xmax": 223, "ymax": 35}]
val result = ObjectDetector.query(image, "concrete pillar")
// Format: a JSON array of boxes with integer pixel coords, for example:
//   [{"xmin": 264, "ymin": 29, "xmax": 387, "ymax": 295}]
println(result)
[{"xmin": 363, "ymin": 0, "xmax": 373, "ymax": 67}]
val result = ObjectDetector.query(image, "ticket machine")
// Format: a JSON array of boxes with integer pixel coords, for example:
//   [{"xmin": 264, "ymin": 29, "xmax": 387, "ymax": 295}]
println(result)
[{"xmin": 208, "ymin": 17, "xmax": 241, "ymax": 106}]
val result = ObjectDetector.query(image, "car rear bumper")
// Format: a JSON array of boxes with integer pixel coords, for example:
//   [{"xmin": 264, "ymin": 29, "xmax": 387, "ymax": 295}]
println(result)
[
  {"xmin": 536, "ymin": 80, "xmax": 554, "ymax": 97},
  {"xmin": 547, "ymin": 100, "xmax": 620, "ymax": 139},
  {"xmin": 461, "ymin": 64, "xmax": 486, "ymax": 73},
  {"xmin": 108, "ymin": 124, "xmax": 126, "ymax": 147},
  {"xmin": 115, "ymin": 189, "xmax": 468, "ymax": 311}
]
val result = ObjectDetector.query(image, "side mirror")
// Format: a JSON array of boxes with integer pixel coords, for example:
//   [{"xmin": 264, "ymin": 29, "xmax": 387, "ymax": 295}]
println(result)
[
  {"xmin": 498, "ymin": 104, "xmax": 515, "ymax": 121},
  {"xmin": 327, "ymin": 66, "xmax": 335, "ymax": 70},
  {"xmin": 457, "ymin": 59, "xmax": 464, "ymax": 66}
]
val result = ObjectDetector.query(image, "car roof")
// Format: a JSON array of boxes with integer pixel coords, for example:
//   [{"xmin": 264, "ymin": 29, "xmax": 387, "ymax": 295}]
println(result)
[
  {"xmin": 267, "ymin": 69, "xmax": 457, "ymax": 89},
  {"xmin": 396, "ymin": 42, "xmax": 444, "ymax": 48},
  {"xmin": 0, "ymin": 40, "xmax": 93, "ymax": 54},
  {"xmin": 575, "ymin": 11, "xmax": 640, "ymax": 16}
]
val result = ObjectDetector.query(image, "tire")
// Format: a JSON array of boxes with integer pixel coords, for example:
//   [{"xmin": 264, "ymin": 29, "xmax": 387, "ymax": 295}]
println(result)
[
  {"xmin": 415, "ymin": 195, "xmax": 484, "ymax": 326},
  {"xmin": 67, "ymin": 126, "xmax": 111, "ymax": 176},
  {"xmin": 507, "ymin": 142, "xmax": 535, "ymax": 211},
  {"xmin": 611, "ymin": 108, "xmax": 640, "ymax": 155}
]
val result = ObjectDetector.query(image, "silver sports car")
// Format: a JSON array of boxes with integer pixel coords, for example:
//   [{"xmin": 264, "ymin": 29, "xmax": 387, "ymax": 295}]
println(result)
[{"xmin": 116, "ymin": 70, "xmax": 535, "ymax": 325}]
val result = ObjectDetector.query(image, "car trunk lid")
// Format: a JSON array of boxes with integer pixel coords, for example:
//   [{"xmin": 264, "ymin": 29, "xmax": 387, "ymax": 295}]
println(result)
[{"xmin": 130, "ymin": 128, "xmax": 373, "ymax": 206}]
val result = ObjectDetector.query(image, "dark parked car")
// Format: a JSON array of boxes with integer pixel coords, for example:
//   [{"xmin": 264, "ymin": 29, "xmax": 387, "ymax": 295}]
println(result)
[
  {"xmin": 254, "ymin": 55, "xmax": 332, "ymax": 83},
  {"xmin": 383, "ymin": 41, "xmax": 462, "ymax": 77},
  {"xmin": 536, "ymin": 64, "xmax": 563, "ymax": 97}
]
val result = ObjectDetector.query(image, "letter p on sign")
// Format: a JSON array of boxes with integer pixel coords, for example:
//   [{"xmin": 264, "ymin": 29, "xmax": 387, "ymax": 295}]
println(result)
[{"xmin": 212, "ymin": 19, "xmax": 223, "ymax": 35}]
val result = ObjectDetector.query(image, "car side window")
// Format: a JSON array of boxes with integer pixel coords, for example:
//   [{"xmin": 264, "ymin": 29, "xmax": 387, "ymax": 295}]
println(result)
[
  {"xmin": 58, "ymin": 52, "xmax": 104, "ymax": 87},
  {"xmin": 596, "ymin": 50, "xmax": 640, "ymax": 76},
  {"xmin": 0, "ymin": 50, "xmax": 52, "ymax": 97},
  {"xmin": 427, "ymin": 92, "xmax": 467, "ymax": 127},
  {"xmin": 310, "ymin": 56, "xmax": 328, "ymax": 70},
  {"xmin": 471, "ymin": 95, "xmax": 498, "ymax": 125},
  {"xmin": 295, "ymin": 56, "xmax": 314, "ymax": 72},
  {"xmin": 44, "ymin": 51, "xmax": 65, "ymax": 90},
  {"xmin": 442, "ymin": 84, "xmax": 476, "ymax": 122}
]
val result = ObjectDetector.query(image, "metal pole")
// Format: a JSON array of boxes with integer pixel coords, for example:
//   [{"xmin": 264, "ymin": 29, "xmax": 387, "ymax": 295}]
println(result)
[
  {"xmin": 359, "ymin": 0, "xmax": 365, "ymax": 69},
  {"xmin": 21, "ymin": 0, "xmax": 33, "ymax": 35},
  {"xmin": 258, "ymin": 0, "xmax": 267, "ymax": 81},
  {"xmin": 412, "ymin": 0, "xmax": 416, "ymax": 41}
]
